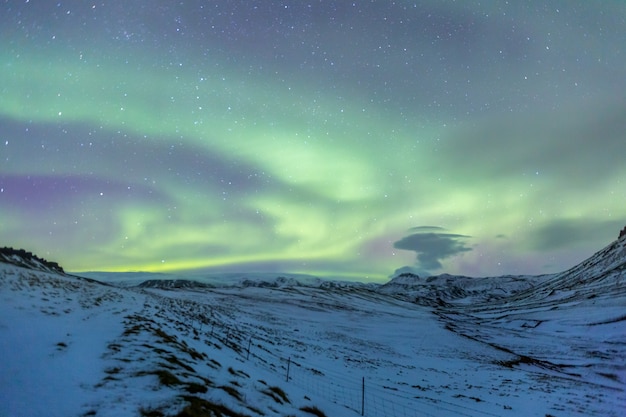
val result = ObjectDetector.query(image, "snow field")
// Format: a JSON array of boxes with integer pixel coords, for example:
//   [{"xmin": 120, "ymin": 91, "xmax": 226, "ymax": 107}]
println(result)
[{"xmin": 2, "ymin": 250, "xmax": 625, "ymax": 417}]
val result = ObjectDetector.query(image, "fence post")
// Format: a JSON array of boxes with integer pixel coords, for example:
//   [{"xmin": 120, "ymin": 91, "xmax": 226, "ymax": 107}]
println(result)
[
  {"xmin": 361, "ymin": 377, "xmax": 365, "ymax": 416},
  {"xmin": 286, "ymin": 357, "xmax": 291, "ymax": 382},
  {"xmin": 246, "ymin": 337, "xmax": 252, "ymax": 360}
]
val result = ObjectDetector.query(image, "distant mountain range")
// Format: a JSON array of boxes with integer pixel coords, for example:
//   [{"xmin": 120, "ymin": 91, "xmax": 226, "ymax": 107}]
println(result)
[{"xmin": 3, "ymin": 226, "xmax": 626, "ymax": 307}]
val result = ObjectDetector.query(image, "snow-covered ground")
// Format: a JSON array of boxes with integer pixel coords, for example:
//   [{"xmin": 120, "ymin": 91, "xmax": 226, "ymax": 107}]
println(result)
[{"xmin": 1, "ymin": 237, "xmax": 625, "ymax": 417}]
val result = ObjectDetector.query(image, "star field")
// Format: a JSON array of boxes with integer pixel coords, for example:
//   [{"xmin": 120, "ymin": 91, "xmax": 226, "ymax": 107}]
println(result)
[{"xmin": 1, "ymin": 1, "xmax": 625, "ymax": 280}]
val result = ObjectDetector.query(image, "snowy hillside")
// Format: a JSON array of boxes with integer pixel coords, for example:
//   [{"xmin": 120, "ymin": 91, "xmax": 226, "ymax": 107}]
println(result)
[
  {"xmin": 0, "ymin": 247, "xmax": 65, "ymax": 274},
  {"xmin": 438, "ymin": 235, "xmax": 626, "ymax": 399},
  {"xmin": 1, "ymin": 238, "xmax": 625, "ymax": 416}
]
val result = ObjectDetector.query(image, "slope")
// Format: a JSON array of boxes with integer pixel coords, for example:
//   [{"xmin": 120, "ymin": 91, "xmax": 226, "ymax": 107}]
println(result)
[
  {"xmin": 0, "ymin": 260, "xmax": 343, "ymax": 417},
  {"xmin": 435, "ymin": 235, "xmax": 626, "ymax": 409}
]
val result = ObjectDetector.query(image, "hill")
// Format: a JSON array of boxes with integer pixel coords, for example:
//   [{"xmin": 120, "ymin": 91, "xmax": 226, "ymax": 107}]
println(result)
[
  {"xmin": 0, "ymin": 246, "xmax": 65, "ymax": 274},
  {"xmin": 1, "ymin": 238, "xmax": 625, "ymax": 416}
]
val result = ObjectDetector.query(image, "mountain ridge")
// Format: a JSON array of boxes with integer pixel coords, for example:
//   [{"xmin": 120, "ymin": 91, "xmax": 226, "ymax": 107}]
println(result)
[{"xmin": 3, "ymin": 229, "xmax": 625, "ymax": 304}]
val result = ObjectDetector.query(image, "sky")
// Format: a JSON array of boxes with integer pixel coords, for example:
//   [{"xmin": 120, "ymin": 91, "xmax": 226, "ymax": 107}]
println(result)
[{"xmin": 1, "ymin": 1, "xmax": 625, "ymax": 281}]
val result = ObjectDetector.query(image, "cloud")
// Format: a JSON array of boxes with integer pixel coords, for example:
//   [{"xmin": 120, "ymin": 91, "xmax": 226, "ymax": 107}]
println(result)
[
  {"xmin": 438, "ymin": 98, "xmax": 626, "ymax": 189},
  {"xmin": 527, "ymin": 218, "xmax": 625, "ymax": 251},
  {"xmin": 407, "ymin": 226, "xmax": 446, "ymax": 233},
  {"xmin": 393, "ymin": 227, "xmax": 472, "ymax": 274}
]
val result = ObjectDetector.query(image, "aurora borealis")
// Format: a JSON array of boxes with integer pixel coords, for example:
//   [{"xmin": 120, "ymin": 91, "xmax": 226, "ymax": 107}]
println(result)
[{"xmin": 1, "ymin": 1, "xmax": 625, "ymax": 280}]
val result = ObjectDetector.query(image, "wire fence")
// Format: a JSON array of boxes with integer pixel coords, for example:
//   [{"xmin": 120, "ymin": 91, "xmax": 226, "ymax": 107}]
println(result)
[{"xmin": 147, "ymin": 290, "xmax": 502, "ymax": 417}]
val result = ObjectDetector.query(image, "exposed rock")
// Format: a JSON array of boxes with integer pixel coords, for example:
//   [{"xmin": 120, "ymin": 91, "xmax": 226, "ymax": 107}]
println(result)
[{"xmin": 0, "ymin": 247, "xmax": 64, "ymax": 274}]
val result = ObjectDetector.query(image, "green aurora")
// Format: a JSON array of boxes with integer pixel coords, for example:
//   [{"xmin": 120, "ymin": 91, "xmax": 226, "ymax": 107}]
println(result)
[{"xmin": 1, "ymin": 1, "xmax": 625, "ymax": 280}]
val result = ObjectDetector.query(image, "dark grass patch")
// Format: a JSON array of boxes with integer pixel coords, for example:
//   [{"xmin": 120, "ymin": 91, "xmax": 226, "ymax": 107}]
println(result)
[
  {"xmin": 139, "ymin": 408, "xmax": 166, "ymax": 417},
  {"xmin": 156, "ymin": 361, "xmax": 177, "ymax": 371},
  {"xmin": 156, "ymin": 369, "xmax": 183, "ymax": 386},
  {"xmin": 104, "ymin": 366, "xmax": 122, "ymax": 375},
  {"xmin": 299, "ymin": 405, "xmax": 327, "ymax": 417},
  {"xmin": 152, "ymin": 327, "xmax": 206, "ymax": 361},
  {"xmin": 141, "ymin": 343, "xmax": 172, "ymax": 356},
  {"xmin": 204, "ymin": 340, "xmax": 223, "ymax": 350},
  {"xmin": 227, "ymin": 367, "xmax": 250, "ymax": 378},
  {"xmin": 136, "ymin": 369, "xmax": 183, "ymax": 387},
  {"xmin": 597, "ymin": 372, "xmax": 620, "ymax": 382},
  {"xmin": 164, "ymin": 355, "xmax": 196, "ymax": 373},
  {"xmin": 246, "ymin": 405, "xmax": 265, "ymax": 416},
  {"xmin": 260, "ymin": 386, "xmax": 290, "ymax": 405},
  {"xmin": 182, "ymin": 345, "xmax": 206, "ymax": 361},
  {"xmin": 309, "ymin": 368, "xmax": 324, "ymax": 376},
  {"xmin": 196, "ymin": 375, "xmax": 214, "ymax": 387},
  {"xmin": 453, "ymin": 393, "xmax": 483, "ymax": 402},
  {"xmin": 184, "ymin": 382, "xmax": 208, "ymax": 394},
  {"xmin": 268, "ymin": 386, "xmax": 289, "ymax": 404},
  {"xmin": 107, "ymin": 343, "xmax": 122, "ymax": 352},
  {"xmin": 219, "ymin": 385, "xmax": 244, "ymax": 402},
  {"xmin": 154, "ymin": 327, "xmax": 179, "ymax": 345},
  {"xmin": 494, "ymin": 354, "xmax": 581, "ymax": 376},
  {"xmin": 177, "ymin": 395, "xmax": 252, "ymax": 417},
  {"xmin": 260, "ymin": 390, "xmax": 281, "ymax": 404},
  {"xmin": 123, "ymin": 324, "xmax": 145, "ymax": 336},
  {"xmin": 207, "ymin": 358, "xmax": 222, "ymax": 369},
  {"xmin": 496, "ymin": 355, "xmax": 537, "ymax": 368}
]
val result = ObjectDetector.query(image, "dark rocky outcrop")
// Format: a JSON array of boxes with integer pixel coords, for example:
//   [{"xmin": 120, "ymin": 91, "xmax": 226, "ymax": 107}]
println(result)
[{"xmin": 0, "ymin": 247, "xmax": 65, "ymax": 273}]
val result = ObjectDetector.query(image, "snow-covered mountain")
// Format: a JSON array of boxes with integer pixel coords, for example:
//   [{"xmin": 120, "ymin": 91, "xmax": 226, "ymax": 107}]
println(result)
[
  {"xmin": 130, "ymin": 273, "xmax": 379, "ymax": 292},
  {"xmin": 379, "ymin": 272, "xmax": 547, "ymax": 306},
  {"xmin": 1, "ymin": 235, "xmax": 625, "ymax": 416},
  {"xmin": 438, "ymin": 234, "xmax": 626, "ymax": 397},
  {"xmin": 379, "ymin": 234, "xmax": 626, "ymax": 395}
]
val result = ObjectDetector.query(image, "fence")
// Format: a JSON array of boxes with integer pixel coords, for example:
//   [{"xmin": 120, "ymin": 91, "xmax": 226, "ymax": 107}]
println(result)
[{"xmin": 146, "ymin": 290, "xmax": 502, "ymax": 417}]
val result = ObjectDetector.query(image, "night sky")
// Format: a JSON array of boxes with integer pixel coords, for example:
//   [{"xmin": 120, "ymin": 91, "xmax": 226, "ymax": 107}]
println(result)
[{"xmin": 1, "ymin": 1, "xmax": 625, "ymax": 280}]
